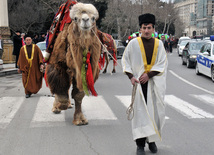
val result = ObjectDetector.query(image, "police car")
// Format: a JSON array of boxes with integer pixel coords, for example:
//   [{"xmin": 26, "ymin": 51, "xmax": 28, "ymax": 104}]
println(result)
[{"xmin": 195, "ymin": 36, "xmax": 214, "ymax": 82}]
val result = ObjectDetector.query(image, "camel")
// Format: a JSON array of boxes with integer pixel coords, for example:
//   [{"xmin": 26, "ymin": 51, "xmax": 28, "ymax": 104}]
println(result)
[
  {"xmin": 100, "ymin": 33, "xmax": 117, "ymax": 73},
  {"xmin": 46, "ymin": 3, "xmax": 101, "ymax": 125}
]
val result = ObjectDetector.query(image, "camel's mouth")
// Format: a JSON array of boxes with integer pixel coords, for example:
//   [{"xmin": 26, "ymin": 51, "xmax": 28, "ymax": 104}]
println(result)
[{"xmin": 80, "ymin": 26, "xmax": 92, "ymax": 31}]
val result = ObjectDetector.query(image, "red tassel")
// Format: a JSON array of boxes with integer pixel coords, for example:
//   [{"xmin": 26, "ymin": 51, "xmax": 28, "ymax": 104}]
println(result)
[
  {"xmin": 113, "ymin": 49, "xmax": 117, "ymax": 66},
  {"xmin": 102, "ymin": 53, "xmax": 105, "ymax": 67},
  {"xmin": 44, "ymin": 66, "xmax": 49, "ymax": 87},
  {"xmin": 98, "ymin": 62, "xmax": 102, "ymax": 70},
  {"xmin": 86, "ymin": 53, "xmax": 98, "ymax": 96}
]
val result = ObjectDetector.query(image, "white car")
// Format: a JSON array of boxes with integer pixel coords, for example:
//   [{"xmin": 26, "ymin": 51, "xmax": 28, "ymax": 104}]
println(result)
[
  {"xmin": 36, "ymin": 41, "xmax": 46, "ymax": 57},
  {"xmin": 178, "ymin": 40, "xmax": 189, "ymax": 56},
  {"xmin": 36, "ymin": 41, "xmax": 47, "ymax": 74},
  {"xmin": 177, "ymin": 37, "xmax": 190, "ymax": 56},
  {"xmin": 196, "ymin": 40, "xmax": 214, "ymax": 82}
]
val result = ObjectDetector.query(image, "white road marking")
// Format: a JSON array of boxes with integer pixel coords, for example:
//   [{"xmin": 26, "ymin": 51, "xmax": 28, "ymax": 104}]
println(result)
[
  {"xmin": 165, "ymin": 95, "xmax": 214, "ymax": 119},
  {"xmin": 115, "ymin": 95, "xmax": 169, "ymax": 120},
  {"xmin": 82, "ymin": 96, "xmax": 117, "ymax": 120},
  {"xmin": 191, "ymin": 94, "xmax": 214, "ymax": 106},
  {"xmin": 169, "ymin": 70, "xmax": 214, "ymax": 95},
  {"xmin": 0, "ymin": 97, "xmax": 24, "ymax": 129},
  {"xmin": 30, "ymin": 97, "xmax": 66, "ymax": 127}
]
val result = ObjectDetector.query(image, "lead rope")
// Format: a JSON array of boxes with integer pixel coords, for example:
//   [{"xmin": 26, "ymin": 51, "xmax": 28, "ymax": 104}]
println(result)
[
  {"xmin": 126, "ymin": 82, "xmax": 137, "ymax": 120},
  {"xmin": 92, "ymin": 28, "xmax": 136, "ymax": 120}
]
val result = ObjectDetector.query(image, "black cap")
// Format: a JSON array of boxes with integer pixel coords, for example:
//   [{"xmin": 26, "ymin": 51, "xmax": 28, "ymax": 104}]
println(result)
[
  {"xmin": 24, "ymin": 34, "xmax": 32, "ymax": 39},
  {"xmin": 138, "ymin": 13, "xmax": 155, "ymax": 27},
  {"xmin": 16, "ymin": 30, "xmax": 21, "ymax": 33}
]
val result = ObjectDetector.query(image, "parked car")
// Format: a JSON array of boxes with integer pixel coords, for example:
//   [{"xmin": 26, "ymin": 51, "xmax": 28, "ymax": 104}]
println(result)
[
  {"xmin": 36, "ymin": 41, "xmax": 47, "ymax": 74},
  {"xmin": 182, "ymin": 40, "xmax": 207, "ymax": 68},
  {"xmin": 177, "ymin": 36, "xmax": 190, "ymax": 56},
  {"xmin": 36, "ymin": 41, "xmax": 46, "ymax": 57},
  {"xmin": 196, "ymin": 40, "xmax": 214, "ymax": 82},
  {"xmin": 178, "ymin": 40, "xmax": 189, "ymax": 56},
  {"xmin": 115, "ymin": 40, "xmax": 125, "ymax": 58}
]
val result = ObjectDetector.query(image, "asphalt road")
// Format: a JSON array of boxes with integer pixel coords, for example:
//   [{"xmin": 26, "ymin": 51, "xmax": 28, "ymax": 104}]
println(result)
[{"xmin": 0, "ymin": 49, "xmax": 214, "ymax": 155}]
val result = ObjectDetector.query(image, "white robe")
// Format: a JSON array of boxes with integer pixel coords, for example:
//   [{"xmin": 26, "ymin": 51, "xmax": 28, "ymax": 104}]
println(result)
[{"xmin": 121, "ymin": 37, "xmax": 168, "ymax": 142}]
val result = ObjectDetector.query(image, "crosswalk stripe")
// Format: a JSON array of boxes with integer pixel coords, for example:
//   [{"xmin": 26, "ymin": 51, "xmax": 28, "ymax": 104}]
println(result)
[
  {"xmin": 115, "ymin": 95, "xmax": 169, "ymax": 120},
  {"xmin": 30, "ymin": 97, "xmax": 66, "ymax": 127},
  {"xmin": 0, "ymin": 97, "xmax": 24, "ymax": 129},
  {"xmin": 165, "ymin": 95, "xmax": 214, "ymax": 119},
  {"xmin": 191, "ymin": 94, "xmax": 214, "ymax": 106},
  {"xmin": 82, "ymin": 96, "xmax": 117, "ymax": 120}
]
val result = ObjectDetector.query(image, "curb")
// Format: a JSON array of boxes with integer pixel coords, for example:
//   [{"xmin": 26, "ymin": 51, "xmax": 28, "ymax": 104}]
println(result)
[{"xmin": 0, "ymin": 68, "xmax": 18, "ymax": 77}]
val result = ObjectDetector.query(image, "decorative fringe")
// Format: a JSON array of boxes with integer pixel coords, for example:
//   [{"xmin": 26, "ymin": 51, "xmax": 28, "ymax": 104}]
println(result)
[
  {"xmin": 99, "ymin": 54, "xmax": 105, "ymax": 69},
  {"xmin": 81, "ymin": 49, "xmax": 89, "ymax": 96},
  {"xmin": 86, "ymin": 52, "xmax": 97, "ymax": 96}
]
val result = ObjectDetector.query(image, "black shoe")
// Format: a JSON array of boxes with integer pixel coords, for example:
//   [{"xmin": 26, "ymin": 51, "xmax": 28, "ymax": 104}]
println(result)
[
  {"xmin": 26, "ymin": 94, "xmax": 30, "ymax": 98},
  {"xmin": 136, "ymin": 146, "xmax": 145, "ymax": 155},
  {"xmin": 112, "ymin": 69, "xmax": 116, "ymax": 73},
  {"xmin": 148, "ymin": 142, "xmax": 158, "ymax": 153},
  {"xmin": 102, "ymin": 69, "xmax": 106, "ymax": 74}
]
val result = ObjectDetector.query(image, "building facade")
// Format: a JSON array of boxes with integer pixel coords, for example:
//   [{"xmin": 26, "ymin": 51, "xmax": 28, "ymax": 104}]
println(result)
[{"xmin": 174, "ymin": 0, "xmax": 214, "ymax": 37}]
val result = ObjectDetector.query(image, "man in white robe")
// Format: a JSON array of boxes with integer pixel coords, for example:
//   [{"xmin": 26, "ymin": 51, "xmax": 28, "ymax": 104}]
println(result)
[{"xmin": 122, "ymin": 13, "xmax": 167, "ymax": 155}]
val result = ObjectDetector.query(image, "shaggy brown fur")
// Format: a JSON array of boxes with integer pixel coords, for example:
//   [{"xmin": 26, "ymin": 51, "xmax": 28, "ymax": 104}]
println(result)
[{"xmin": 46, "ymin": 3, "xmax": 101, "ymax": 125}]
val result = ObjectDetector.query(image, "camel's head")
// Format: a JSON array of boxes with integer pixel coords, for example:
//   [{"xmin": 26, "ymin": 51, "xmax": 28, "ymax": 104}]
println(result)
[{"xmin": 70, "ymin": 3, "xmax": 99, "ymax": 31}]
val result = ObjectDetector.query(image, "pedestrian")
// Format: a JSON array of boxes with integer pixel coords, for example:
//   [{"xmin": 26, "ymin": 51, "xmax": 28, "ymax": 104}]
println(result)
[
  {"xmin": 21, "ymin": 33, "xmax": 26, "ymax": 46},
  {"xmin": 38, "ymin": 32, "xmax": 46, "ymax": 42},
  {"xmin": 17, "ymin": 34, "xmax": 44, "ymax": 98},
  {"xmin": 33, "ymin": 34, "xmax": 39, "ymax": 44},
  {"xmin": 168, "ymin": 37, "xmax": 173, "ymax": 53},
  {"xmin": 12, "ymin": 30, "xmax": 22, "ymax": 68},
  {"xmin": 121, "ymin": 13, "xmax": 168, "ymax": 155},
  {"xmin": 161, "ymin": 35, "xmax": 168, "ymax": 52},
  {"xmin": 0, "ymin": 35, "xmax": 3, "ymax": 59}
]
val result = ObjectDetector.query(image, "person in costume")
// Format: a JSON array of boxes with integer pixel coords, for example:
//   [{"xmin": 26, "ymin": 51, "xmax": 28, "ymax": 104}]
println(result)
[
  {"xmin": 18, "ymin": 35, "xmax": 44, "ymax": 98},
  {"xmin": 121, "ymin": 13, "xmax": 168, "ymax": 155}
]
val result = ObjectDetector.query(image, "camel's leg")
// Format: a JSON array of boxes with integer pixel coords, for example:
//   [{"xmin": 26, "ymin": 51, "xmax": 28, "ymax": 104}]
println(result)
[
  {"xmin": 102, "ymin": 52, "xmax": 109, "ymax": 74},
  {"xmin": 112, "ymin": 64, "xmax": 116, "ymax": 73},
  {"xmin": 71, "ymin": 78, "xmax": 88, "ymax": 125},
  {"xmin": 46, "ymin": 64, "xmax": 71, "ymax": 114}
]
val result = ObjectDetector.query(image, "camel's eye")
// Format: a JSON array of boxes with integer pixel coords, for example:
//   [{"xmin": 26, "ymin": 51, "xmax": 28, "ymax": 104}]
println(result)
[
  {"xmin": 92, "ymin": 16, "xmax": 95, "ymax": 22},
  {"xmin": 74, "ymin": 17, "xmax": 78, "ymax": 22}
]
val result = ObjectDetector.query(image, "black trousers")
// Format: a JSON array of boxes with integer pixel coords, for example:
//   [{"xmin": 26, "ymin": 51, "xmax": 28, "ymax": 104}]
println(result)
[
  {"xmin": 15, "ymin": 55, "xmax": 19, "ymax": 68},
  {"xmin": 136, "ymin": 82, "xmax": 148, "ymax": 147}
]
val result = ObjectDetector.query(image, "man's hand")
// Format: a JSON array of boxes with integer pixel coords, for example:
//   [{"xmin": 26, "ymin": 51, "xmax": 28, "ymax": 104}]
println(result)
[
  {"xmin": 130, "ymin": 77, "xmax": 140, "ymax": 86},
  {"xmin": 139, "ymin": 73, "xmax": 149, "ymax": 84},
  {"xmin": 40, "ymin": 64, "xmax": 45, "ymax": 72},
  {"xmin": 18, "ymin": 69, "xmax": 21, "ymax": 74}
]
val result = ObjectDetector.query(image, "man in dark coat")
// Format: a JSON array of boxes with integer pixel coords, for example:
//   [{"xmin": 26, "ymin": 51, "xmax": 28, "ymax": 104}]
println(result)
[
  {"xmin": 161, "ymin": 35, "xmax": 168, "ymax": 52},
  {"xmin": 13, "ymin": 30, "xmax": 22, "ymax": 68}
]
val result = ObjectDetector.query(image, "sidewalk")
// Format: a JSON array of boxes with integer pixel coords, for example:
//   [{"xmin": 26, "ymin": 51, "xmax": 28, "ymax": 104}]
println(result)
[{"xmin": 0, "ymin": 63, "xmax": 18, "ymax": 77}]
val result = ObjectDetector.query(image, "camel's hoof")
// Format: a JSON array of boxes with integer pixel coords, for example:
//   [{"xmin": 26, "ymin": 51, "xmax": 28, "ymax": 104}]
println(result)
[
  {"xmin": 68, "ymin": 103, "xmax": 73, "ymax": 109},
  {"xmin": 72, "ymin": 119, "xmax": 88, "ymax": 126},
  {"xmin": 102, "ymin": 69, "xmax": 106, "ymax": 74},
  {"xmin": 52, "ymin": 108, "xmax": 61, "ymax": 114},
  {"xmin": 112, "ymin": 69, "xmax": 116, "ymax": 73}
]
